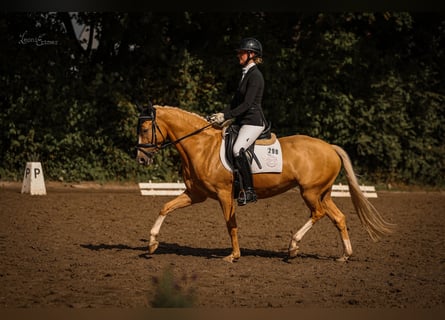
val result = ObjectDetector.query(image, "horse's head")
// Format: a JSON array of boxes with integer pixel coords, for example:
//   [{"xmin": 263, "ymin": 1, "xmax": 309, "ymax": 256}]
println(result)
[
  {"xmin": 136, "ymin": 103, "xmax": 214, "ymax": 166},
  {"xmin": 136, "ymin": 103, "xmax": 165, "ymax": 166}
]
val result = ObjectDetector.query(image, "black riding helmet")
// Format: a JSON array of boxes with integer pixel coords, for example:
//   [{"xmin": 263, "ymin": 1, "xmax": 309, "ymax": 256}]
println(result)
[{"xmin": 237, "ymin": 37, "xmax": 262, "ymax": 57}]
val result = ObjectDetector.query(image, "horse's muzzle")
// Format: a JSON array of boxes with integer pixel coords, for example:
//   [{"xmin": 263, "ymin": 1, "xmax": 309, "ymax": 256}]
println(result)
[{"xmin": 136, "ymin": 150, "xmax": 154, "ymax": 166}]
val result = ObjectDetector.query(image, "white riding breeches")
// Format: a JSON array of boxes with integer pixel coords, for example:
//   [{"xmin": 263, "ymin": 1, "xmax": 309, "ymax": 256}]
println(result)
[{"xmin": 233, "ymin": 124, "xmax": 265, "ymax": 157}]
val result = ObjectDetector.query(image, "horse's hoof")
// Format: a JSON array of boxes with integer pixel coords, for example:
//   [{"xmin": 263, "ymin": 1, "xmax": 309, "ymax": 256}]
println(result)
[
  {"xmin": 336, "ymin": 255, "xmax": 349, "ymax": 262},
  {"xmin": 222, "ymin": 254, "xmax": 239, "ymax": 263},
  {"xmin": 288, "ymin": 246, "xmax": 299, "ymax": 258},
  {"xmin": 148, "ymin": 241, "xmax": 159, "ymax": 254}
]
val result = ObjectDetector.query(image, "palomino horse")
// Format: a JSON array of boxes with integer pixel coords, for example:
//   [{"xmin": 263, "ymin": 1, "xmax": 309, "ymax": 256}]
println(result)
[{"xmin": 136, "ymin": 104, "xmax": 394, "ymax": 262}]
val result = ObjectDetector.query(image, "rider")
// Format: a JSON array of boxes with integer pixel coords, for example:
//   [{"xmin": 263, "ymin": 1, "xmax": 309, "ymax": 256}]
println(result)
[{"xmin": 210, "ymin": 37, "xmax": 267, "ymax": 206}]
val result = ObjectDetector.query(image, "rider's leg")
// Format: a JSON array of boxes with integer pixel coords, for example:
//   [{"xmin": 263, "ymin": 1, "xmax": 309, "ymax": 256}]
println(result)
[
  {"xmin": 234, "ymin": 148, "xmax": 256, "ymax": 205},
  {"xmin": 233, "ymin": 124, "xmax": 264, "ymax": 206}
]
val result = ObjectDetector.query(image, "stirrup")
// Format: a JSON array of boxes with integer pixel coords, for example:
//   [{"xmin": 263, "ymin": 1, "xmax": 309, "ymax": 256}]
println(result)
[{"xmin": 237, "ymin": 189, "xmax": 257, "ymax": 206}]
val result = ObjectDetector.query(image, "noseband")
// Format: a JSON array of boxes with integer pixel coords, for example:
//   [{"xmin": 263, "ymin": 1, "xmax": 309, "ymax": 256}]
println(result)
[{"xmin": 136, "ymin": 105, "xmax": 212, "ymax": 157}]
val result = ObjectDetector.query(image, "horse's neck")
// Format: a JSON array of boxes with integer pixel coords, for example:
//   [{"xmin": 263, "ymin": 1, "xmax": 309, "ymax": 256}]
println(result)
[
  {"xmin": 156, "ymin": 106, "xmax": 221, "ymax": 180},
  {"xmin": 157, "ymin": 106, "xmax": 207, "ymax": 140}
]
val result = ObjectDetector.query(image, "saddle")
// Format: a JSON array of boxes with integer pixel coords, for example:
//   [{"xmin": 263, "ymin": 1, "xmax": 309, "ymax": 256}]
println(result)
[
  {"xmin": 223, "ymin": 122, "xmax": 276, "ymax": 199},
  {"xmin": 223, "ymin": 121, "xmax": 274, "ymax": 168}
]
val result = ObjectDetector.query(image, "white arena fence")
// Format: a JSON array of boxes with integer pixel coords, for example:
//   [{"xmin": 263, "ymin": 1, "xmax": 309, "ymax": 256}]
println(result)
[
  {"xmin": 139, "ymin": 181, "xmax": 377, "ymax": 198},
  {"xmin": 139, "ymin": 181, "xmax": 186, "ymax": 196},
  {"xmin": 331, "ymin": 183, "xmax": 377, "ymax": 198}
]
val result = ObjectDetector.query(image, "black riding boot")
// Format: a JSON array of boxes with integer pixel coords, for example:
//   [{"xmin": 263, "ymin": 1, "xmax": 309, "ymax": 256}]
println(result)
[{"xmin": 234, "ymin": 149, "xmax": 257, "ymax": 206}]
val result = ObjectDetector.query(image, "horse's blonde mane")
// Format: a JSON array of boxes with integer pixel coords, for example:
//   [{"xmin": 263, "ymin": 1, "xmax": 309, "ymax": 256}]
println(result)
[{"xmin": 155, "ymin": 105, "xmax": 208, "ymax": 123}]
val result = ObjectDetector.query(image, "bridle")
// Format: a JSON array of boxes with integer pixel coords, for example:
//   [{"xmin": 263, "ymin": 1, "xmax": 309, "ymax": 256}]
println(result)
[{"xmin": 135, "ymin": 105, "xmax": 212, "ymax": 157}]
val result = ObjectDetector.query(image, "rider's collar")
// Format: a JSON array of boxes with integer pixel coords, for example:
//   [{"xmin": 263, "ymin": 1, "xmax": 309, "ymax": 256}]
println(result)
[{"xmin": 242, "ymin": 62, "xmax": 256, "ymax": 74}]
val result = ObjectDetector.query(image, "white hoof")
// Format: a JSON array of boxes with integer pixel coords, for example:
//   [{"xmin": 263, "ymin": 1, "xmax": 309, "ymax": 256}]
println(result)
[
  {"xmin": 148, "ymin": 241, "xmax": 159, "ymax": 254},
  {"xmin": 336, "ymin": 254, "xmax": 349, "ymax": 262},
  {"xmin": 288, "ymin": 246, "xmax": 299, "ymax": 258}
]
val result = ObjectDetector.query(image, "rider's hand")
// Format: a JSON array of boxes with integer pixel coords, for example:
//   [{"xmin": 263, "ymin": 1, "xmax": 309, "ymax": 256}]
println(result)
[{"xmin": 209, "ymin": 113, "xmax": 225, "ymax": 124}]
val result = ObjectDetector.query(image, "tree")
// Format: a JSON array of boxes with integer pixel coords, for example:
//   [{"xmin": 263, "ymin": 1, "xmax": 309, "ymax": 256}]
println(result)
[{"xmin": 1, "ymin": 12, "xmax": 443, "ymax": 186}]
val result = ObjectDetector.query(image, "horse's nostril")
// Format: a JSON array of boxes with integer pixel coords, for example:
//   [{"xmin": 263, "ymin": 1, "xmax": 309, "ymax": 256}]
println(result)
[{"xmin": 137, "ymin": 157, "xmax": 146, "ymax": 165}]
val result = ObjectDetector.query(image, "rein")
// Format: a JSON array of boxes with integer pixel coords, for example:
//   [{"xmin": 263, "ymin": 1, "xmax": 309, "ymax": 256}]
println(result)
[
  {"xmin": 159, "ymin": 123, "xmax": 213, "ymax": 149},
  {"xmin": 136, "ymin": 108, "xmax": 212, "ymax": 156}
]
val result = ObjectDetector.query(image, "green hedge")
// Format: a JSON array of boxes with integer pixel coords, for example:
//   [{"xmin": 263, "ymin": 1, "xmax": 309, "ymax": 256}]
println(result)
[{"xmin": 1, "ymin": 12, "xmax": 444, "ymax": 187}]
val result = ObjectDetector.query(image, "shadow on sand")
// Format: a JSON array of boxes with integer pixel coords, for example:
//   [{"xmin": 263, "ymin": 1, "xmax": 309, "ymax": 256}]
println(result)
[{"xmin": 80, "ymin": 239, "xmax": 339, "ymax": 262}]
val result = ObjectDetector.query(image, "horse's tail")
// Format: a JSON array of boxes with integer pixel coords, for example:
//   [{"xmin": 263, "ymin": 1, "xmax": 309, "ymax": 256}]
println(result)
[{"xmin": 331, "ymin": 145, "xmax": 395, "ymax": 242}]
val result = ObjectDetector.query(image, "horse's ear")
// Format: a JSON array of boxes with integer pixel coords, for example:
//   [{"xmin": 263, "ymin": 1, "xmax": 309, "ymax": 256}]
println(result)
[
  {"xmin": 142, "ymin": 101, "xmax": 153, "ymax": 111},
  {"xmin": 135, "ymin": 100, "xmax": 144, "ymax": 113},
  {"xmin": 135, "ymin": 100, "xmax": 153, "ymax": 115},
  {"xmin": 142, "ymin": 101, "xmax": 154, "ymax": 116},
  {"xmin": 136, "ymin": 101, "xmax": 156, "ymax": 119}
]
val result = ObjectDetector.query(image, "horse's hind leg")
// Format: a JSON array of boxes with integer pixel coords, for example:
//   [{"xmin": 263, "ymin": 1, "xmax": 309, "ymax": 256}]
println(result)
[
  {"xmin": 149, "ymin": 191, "xmax": 205, "ymax": 254},
  {"xmin": 288, "ymin": 219, "xmax": 314, "ymax": 258},
  {"xmin": 324, "ymin": 196, "xmax": 353, "ymax": 262},
  {"xmin": 288, "ymin": 188, "xmax": 326, "ymax": 258}
]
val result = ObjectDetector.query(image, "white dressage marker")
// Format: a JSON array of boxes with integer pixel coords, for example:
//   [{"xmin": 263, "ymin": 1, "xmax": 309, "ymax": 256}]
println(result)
[{"xmin": 21, "ymin": 162, "xmax": 47, "ymax": 195}]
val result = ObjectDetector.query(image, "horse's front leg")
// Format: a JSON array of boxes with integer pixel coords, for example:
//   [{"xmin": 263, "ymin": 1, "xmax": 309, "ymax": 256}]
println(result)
[
  {"xmin": 149, "ymin": 191, "xmax": 204, "ymax": 254},
  {"xmin": 218, "ymin": 192, "xmax": 239, "ymax": 263}
]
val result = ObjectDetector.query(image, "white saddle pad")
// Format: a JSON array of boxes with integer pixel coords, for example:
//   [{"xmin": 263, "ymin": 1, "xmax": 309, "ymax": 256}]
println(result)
[{"xmin": 219, "ymin": 137, "xmax": 283, "ymax": 174}]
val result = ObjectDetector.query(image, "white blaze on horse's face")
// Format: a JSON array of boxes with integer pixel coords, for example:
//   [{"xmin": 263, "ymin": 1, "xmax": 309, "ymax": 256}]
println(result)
[{"xmin": 136, "ymin": 120, "xmax": 155, "ymax": 166}]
